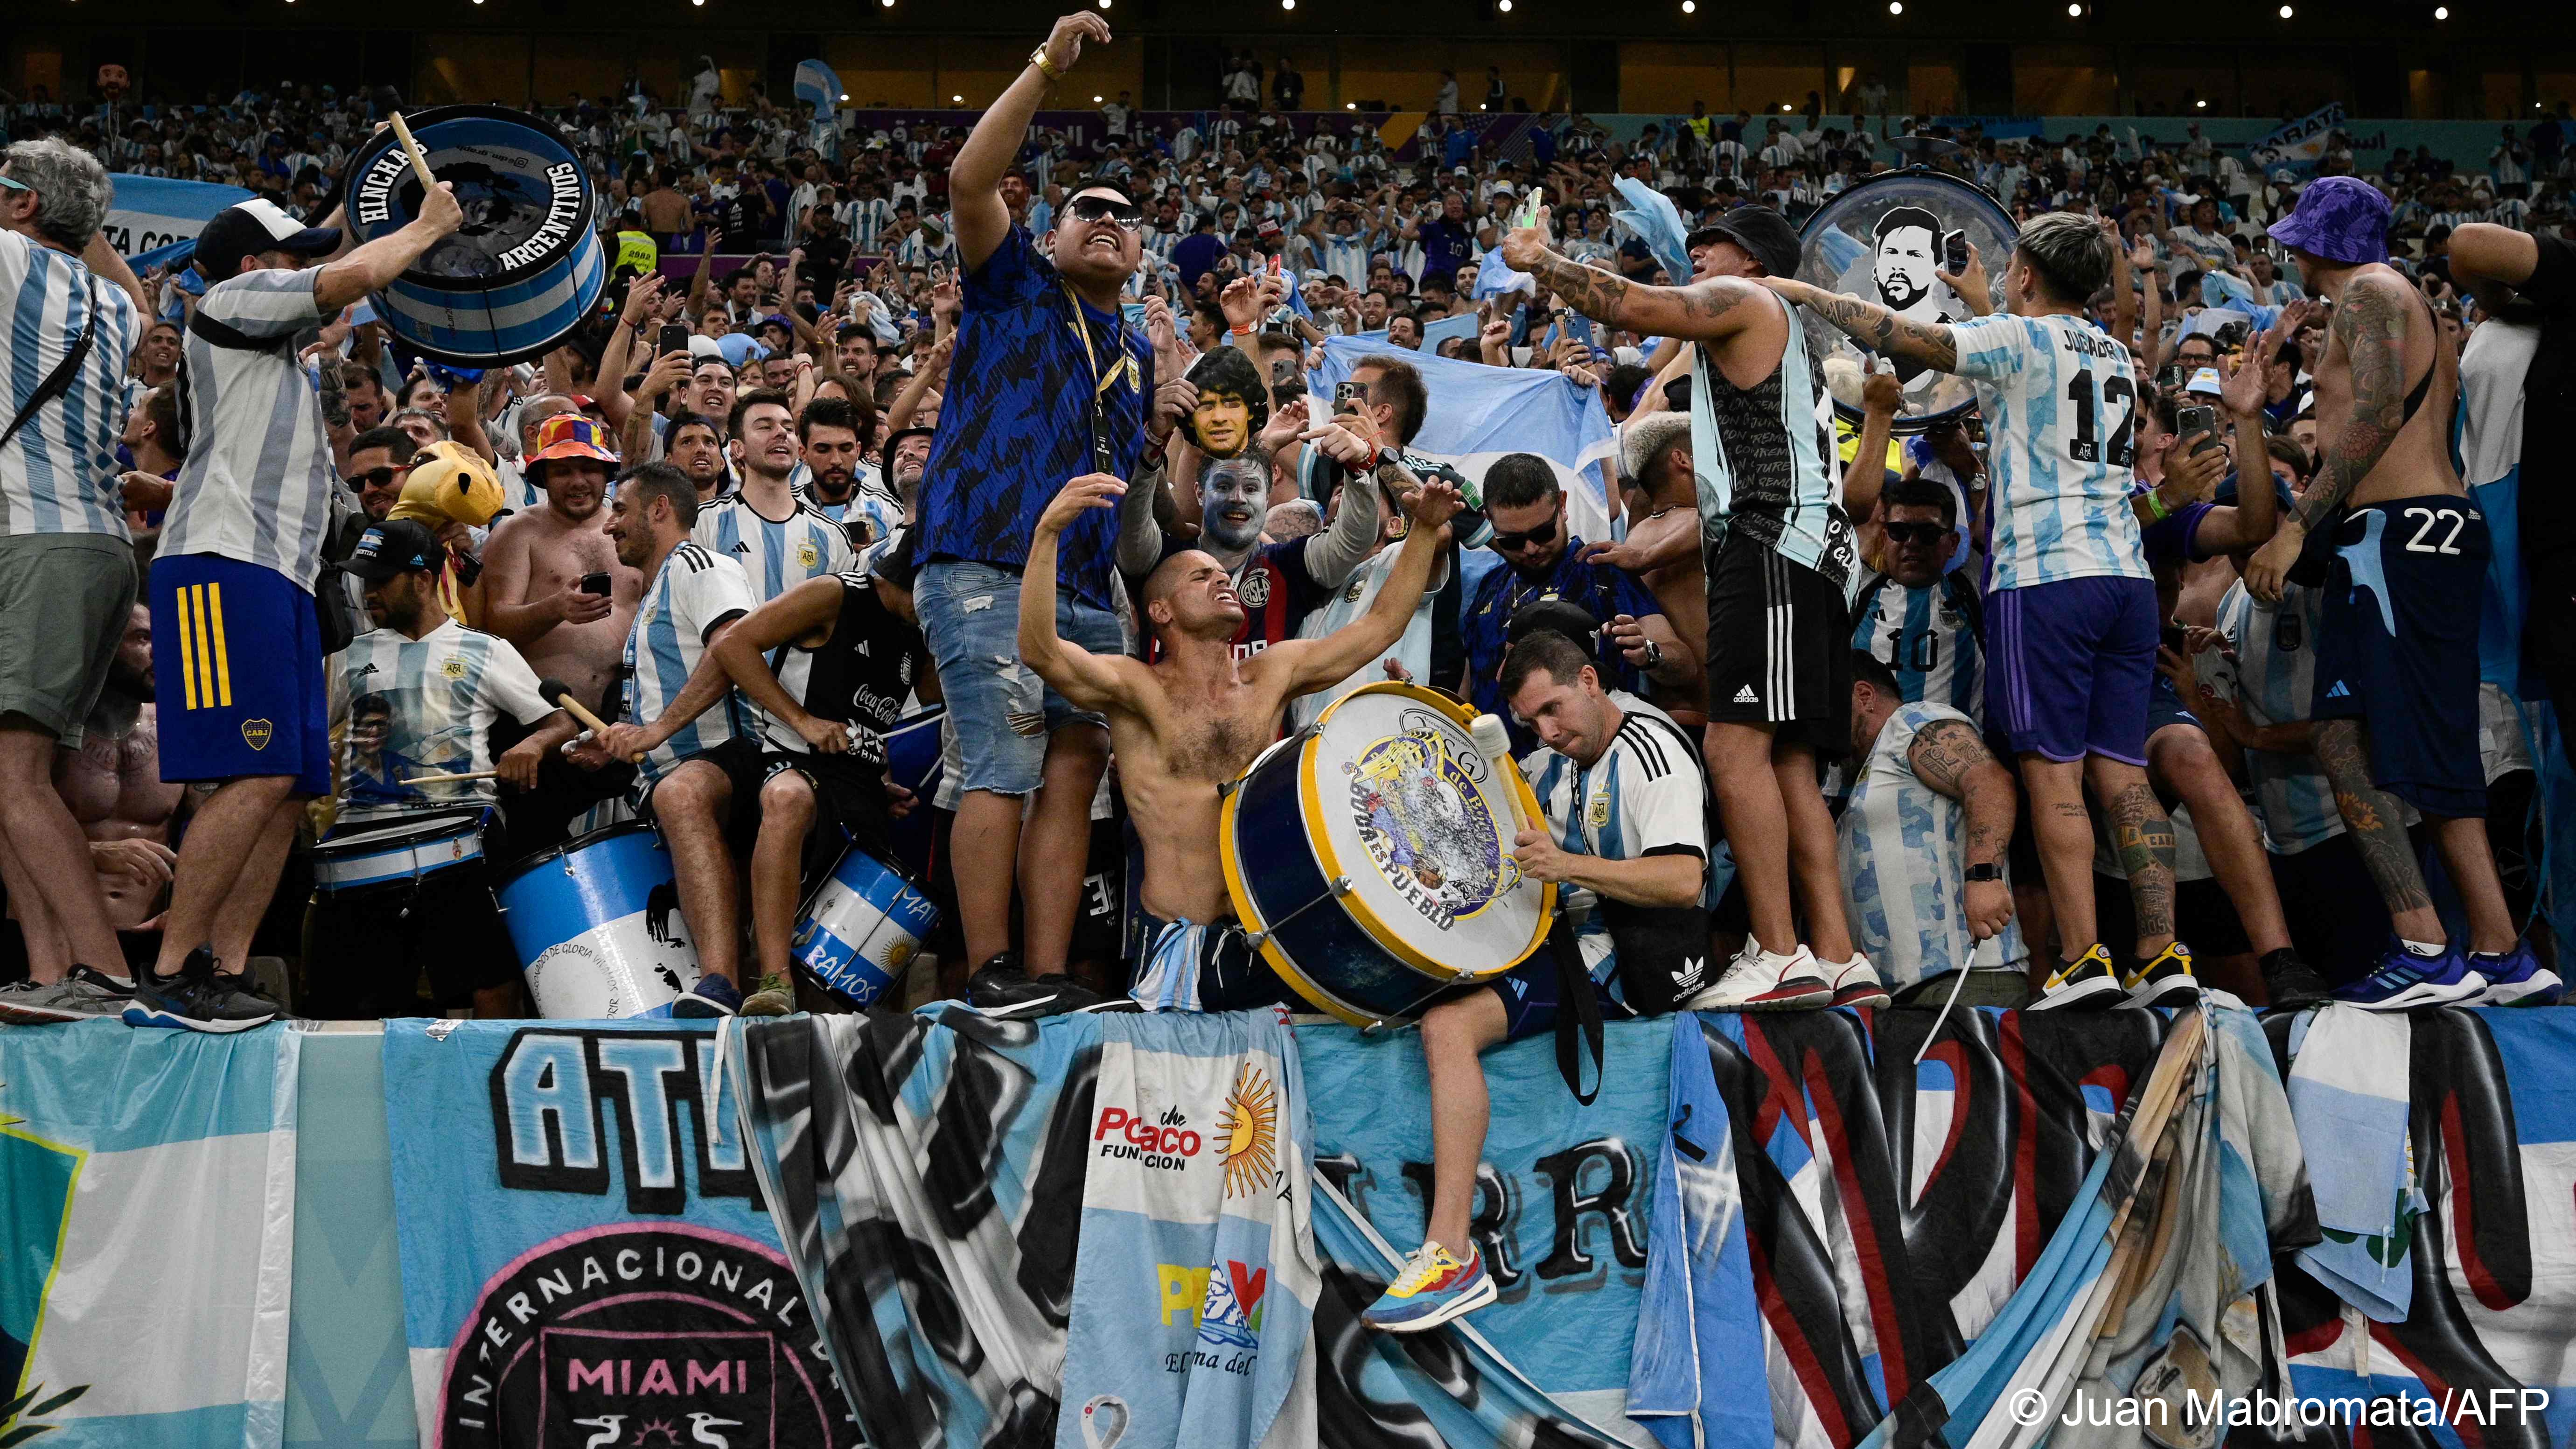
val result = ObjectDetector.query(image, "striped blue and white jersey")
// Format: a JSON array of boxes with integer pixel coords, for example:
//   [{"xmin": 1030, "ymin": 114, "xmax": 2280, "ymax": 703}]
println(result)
[
  {"xmin": 691, "ymin": 490, "xmax": 855, "ymax": 606},
  {"xmin": 1849, "ymin": 570, "xmax": 1984, "ymax": 724},
  {"xmin": 161, "ymin": 266, "xmax": 340, "ymax": 589},
  {"xmin": 1689, "ymin": 289, "xmax": 1857, "ymax": 591},
  {"xmin": 1950, "ymin": 312, "xmax": 2149, "ymax": 594},
  {"xmin": 0, "ymin": 230, "xmax": 140, "ymax": 539},
  {"xmin": 1839, "ymin": 700, "xmax": 2027, "ymax": 988},
  {"xmin": 794, "ymin": 475, "xmax": 901, "ymax": 548},
  {"xmin": 2208, "ymin": 580, "xmax": 2389, "ymax": 856},
  {"xmin": 623, "ymin": 542, "xmax": 755, "ymax": 783},
  {"xmin": 328, "ymin": 620, "xmax": 554, "ymax": 823},
  {"xmin": 1521, "ymin": 693, "xmax": 1709, "ymax": 984}
]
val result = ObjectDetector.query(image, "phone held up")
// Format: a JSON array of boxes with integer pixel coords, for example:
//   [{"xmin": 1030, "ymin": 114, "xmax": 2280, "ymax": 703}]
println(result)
[
  {"xmin": 2176, "ymin": 404, "xmax": 2221, "ymax": 455},
  {"xmin": 579, "ymin": 572, "xmax": 613, "ymax": 597}
]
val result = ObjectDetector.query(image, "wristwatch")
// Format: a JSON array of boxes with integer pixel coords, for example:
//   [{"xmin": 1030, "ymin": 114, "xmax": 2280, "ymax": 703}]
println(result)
[
  {"xmin": 1029, "ymin": 47, "xmax": 1063, "ymax": 82},
  {"xmin": 1639, "ymin": 640, "xmax": 1664, "ymax": 671},
  {"xmin": 1964, "ymin": 862, "xmax": 2003, "ymax": 883}
]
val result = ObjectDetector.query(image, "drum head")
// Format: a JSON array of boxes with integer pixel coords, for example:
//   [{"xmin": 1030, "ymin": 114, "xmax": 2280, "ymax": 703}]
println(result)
[
  {"xmin": 1795, "ymin": 168, "xmax": 2017, "ymax": 436},
  {"xmin": 342, "ymin": 105, "xmax": 598, "ymax": 294},
  {"xmin": 1305, "ymin": 685, "xmax": 1550, "ymax": 978}
]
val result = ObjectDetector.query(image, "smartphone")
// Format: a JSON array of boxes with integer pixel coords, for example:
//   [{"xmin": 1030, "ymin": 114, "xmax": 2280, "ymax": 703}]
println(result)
[
  {"xmin": 2160, "ymin": 623, "xmax": 2187, "ymax": 654},
  {"xmin": 2155, "ymin": 365, "xmax": 2184, "ymax": 390},
  {"xmin": 1942, "ymin": 229, "xmax": 1969, "ymax": 274},
  {"xmin": 579, "ymin": 571, "xmax": 612, "ymax": 597},
  {"xmin": 656, "ymin": 322, "xmax": 691, "ymax": 358},
  {"xmin": 2177, "ymin": 404, "xmax": 2219, "ymax": 452},
  {"xmin": 1333, "ymin": 380, "xmax": 1363, "ymax": 417},
  {"xmin": 1268, "ymin": 253, "xmax": 1284, "ymax": 278},
  {"xmin": 1513, "ymin": 186, "xmax": 1545, "ymax": 230}
]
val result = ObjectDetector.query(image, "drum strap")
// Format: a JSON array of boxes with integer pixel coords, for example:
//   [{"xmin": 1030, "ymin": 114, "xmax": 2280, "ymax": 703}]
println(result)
[{"xmin": 1545, "ymin": 916, "xmax": 1606, "ymax": 1106}]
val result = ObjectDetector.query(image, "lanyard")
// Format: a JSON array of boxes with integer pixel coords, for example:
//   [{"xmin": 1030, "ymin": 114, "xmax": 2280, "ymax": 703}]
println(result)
[{"xmin": 1062, "ymin": 281, "xmax": 1136, "ymax": 475}]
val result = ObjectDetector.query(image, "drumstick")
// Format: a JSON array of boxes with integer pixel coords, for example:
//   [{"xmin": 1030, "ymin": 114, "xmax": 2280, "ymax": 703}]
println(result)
[
  {"xmin": 386, "ymin": 111, "xmax": 439, "ymax": 191},
  {"xmin": 403, "ymin": 768, "xmax": 502, "ymax": 784},
  {"xmin": 539, "ymin": 677, "xmax": 643, "ymax": 763},
  {"xmin": 1468, "ymin": 714, "xmax": 1527, "ymax": 837}
]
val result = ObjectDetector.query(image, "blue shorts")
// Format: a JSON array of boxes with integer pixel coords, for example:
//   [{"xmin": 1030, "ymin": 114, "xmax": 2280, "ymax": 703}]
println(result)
[
  {"xmin": 2146, "ymin": 674, "xmax": 2200, "ymax": 741},
  {"xmin": 151, "ymin": 553, "xmax": 329, "ymax": 796},
  {"xmin": 1129, "ymin": 915, "xmax": 1290, "ymax": 1013},
  {"xmin": 1984, "ymin": 576, "xmax": 2158, "ymax": 767},
  {"xmin": 1490, "ymin": 936, "xmax": 1627, "ymax": 1043},
  {"xmin": 2311, "ymin": 496, "xmax": 2490, "ymax": 818},
  {"xmin": 915, "ymin": 560, "xmax": 1124, "ymax": 796}
]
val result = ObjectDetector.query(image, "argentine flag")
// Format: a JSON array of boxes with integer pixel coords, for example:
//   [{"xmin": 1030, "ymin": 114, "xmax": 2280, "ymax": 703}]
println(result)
[
  {"xmin": 105, "ymin": 174, "xmax": 256, "ymax": 270},
  {"xmin": 793, "ymin": 58, "xmax": 843, "ymax": 112}
]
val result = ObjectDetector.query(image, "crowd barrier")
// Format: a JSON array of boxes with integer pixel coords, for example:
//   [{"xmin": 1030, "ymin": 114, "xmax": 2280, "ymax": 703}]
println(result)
[{"xmin": 2, "ymin": 1003, "xmax": 2572, "ymax": 1448}]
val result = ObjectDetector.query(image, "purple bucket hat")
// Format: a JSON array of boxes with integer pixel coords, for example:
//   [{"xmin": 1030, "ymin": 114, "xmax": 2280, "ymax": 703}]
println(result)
[{"xmin": 2267, "ymin": 176, "xmax": 2390, "ymax": 266}]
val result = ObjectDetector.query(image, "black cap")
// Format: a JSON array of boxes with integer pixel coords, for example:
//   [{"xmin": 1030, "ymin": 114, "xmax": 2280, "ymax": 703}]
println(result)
[
  {"xmin": 192, "ymin": 198, "xmax": 341, "ymax": 282},
  {"xmin": 1686, "ymin": 204, "xmax": 1803, "ymax": 280},
  {"xmin": 1505, "ymin": 597, "xmax": 1602, "ymax": 652},
  {"xmin": 344, "ymin": 520, "xmax": 440, "ymax": 584}
]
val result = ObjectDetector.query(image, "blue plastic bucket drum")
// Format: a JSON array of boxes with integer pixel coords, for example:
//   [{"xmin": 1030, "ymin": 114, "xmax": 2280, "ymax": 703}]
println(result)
[
  {"xmin": 495, "ymin": 823, "xmax": 702, "ymax": 1018},
  {"xmin": 339, "ymin": 104, "xmax": 607, "ymax": 367},
  {"xmin": 791, "ymin": 847, "xmax": 941, "ymax": 1009}
]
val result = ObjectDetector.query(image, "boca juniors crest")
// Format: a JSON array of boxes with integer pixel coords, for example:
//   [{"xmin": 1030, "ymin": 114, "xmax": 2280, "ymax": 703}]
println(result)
[{"xmin": 385, "ymin": 1021, "xmax": 859, "ymax": 1448}]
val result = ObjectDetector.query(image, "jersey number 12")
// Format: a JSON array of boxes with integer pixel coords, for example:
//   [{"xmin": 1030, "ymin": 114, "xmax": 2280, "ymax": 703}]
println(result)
[{"xmin": 2063, "ymin": 371, "xmax": 2136, "ymax": 468}]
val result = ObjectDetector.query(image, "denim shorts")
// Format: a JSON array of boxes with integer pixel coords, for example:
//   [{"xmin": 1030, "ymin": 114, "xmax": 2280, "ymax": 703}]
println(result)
[{"xmin": 915, "ymin": 559, "xmax": 1125, "ymax": 796}]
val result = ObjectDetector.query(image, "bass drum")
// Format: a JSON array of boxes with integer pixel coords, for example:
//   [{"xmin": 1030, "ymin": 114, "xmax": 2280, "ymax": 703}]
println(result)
[
  {"xmin": 1220, "ymin": 682, "xmax": 1554, "ymax": 1028},
  {"xmin": 1795, "ymin": 167, "xmax": 2018, "ymax": 435},
  {"xmin": 338, "ymin": 104, "xmax": 607, "ymax": 366}
]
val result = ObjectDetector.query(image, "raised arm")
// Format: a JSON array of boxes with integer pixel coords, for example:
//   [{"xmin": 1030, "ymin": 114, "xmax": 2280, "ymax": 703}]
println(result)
[
  {"xmin": 1759, "ymin": 275, "xmax": 1957, "ymax": 371},
  {"xmin": 1499, "ymin": 210, "xmax": 1769, "ymax": 344},
  {"xmin": 1267, "ymin": 476, "xmax": 1462, "ymax": 694},
  {"xmin": 2189, "ymin": 305, "xmax": 2305, "ymax": 557},
  {"xmin": 1021, "ymin": 475, "xmax": 1144, "ymax": 712},
  {"xmin": 2448, "ymin": 221, "xmax": 2540, "ymax": 313},
  {"xmin": 953, "ymin": 13, "xmax": 1112, "ymax": 272},
  {"xmin": 315, "ymin": 182, "xmax": 463, "ymax": 314},
  {"xmin": 1842, "ymin": 364, "xmax": 1902, "ymax": 527},
  {"xmin": 80, "ymin": 231, "xmax": 148, "ymax": 320}
]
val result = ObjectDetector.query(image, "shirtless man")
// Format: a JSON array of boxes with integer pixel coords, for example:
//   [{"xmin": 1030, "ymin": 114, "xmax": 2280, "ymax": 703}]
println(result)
[
  {"xmin": 0, "ymin": 606, "xmax": 185, "ymax": 1021},
  {"xmin": 480, "ymin": 413, "xmax": 640, "ymax": 720},
  {"xmin": 1020, "ymin": 469, "xmax": 1461, "ymax": 1012},
  {"xmin": 2242, "ymin": 177, "xmax": 2541, "ymax": 1007}
]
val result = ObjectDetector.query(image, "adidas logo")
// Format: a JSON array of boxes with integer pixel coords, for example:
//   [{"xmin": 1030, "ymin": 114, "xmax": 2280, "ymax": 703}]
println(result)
[
  {"xmin": 2325, "ymin": 680, "xmax": 2351, "ymax": 698},
  {"xmin": 1732, "ymin": 685, "xmax": 1759, "ymax": 704},
  {"xmin": 732, "ymin": 542, "xmax": 753, "ymax": 555}
]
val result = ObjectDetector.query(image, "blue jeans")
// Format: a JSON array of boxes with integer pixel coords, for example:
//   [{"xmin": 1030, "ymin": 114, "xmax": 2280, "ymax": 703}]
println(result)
[{"xmin": 914, "ymin": 560, "xmax": 1125, "ymax": 796}]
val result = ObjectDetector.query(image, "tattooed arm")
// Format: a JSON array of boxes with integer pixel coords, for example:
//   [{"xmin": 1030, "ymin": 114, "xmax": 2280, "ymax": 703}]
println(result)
[
  {"xmin": 2244, "ymin": 276, "xmax": 2414, "ymax": 600},
  {"xmin": 1908, "ymin": 717, "xmax": 2018, "ymax": 939},
  {"xmin": 1757, "ymin": 276, "xmax": 1959, "ymax": 371},
  {"xmin": 1496, "ymin": 205, "xmax": 1764, "ymax": 343}
]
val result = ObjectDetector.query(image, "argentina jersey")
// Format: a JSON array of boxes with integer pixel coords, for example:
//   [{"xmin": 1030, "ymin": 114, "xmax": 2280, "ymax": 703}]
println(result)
[
  {"xmin": 623, "ymin": 543, "xmax": 755, "ymax": 783},
  {"xmin": 2212, "ymin": 581, "xmax": 2360, "ymax": 855},
  {"xmin": 1839, "ymin": 700, "xmax": 2027, "ymax": 988},
  {"xmin": 331, "ymin": 620, "xmax": 554, "ymax": 821},
  {"xmin": 1849, "ymin": 572, "xmax": 1984, "ymax": 722},
  {"xmin": 0, "ymin": 231, "xmax": 140, "ymax": 539},
  {"xmin": 1688, "ymin": 289, "xmax": 1855, "ymax": 591},
  {"xmin": 692, "ymin": 492, "xmax": 856, "ymax": 605},
  {"xmin": 1519, "ymin": 695, "xmax": 1710, "ymax": 986},
  {"xmin": 1948, "ymin": 312, "xmax": 2148, "ymax": 593}
]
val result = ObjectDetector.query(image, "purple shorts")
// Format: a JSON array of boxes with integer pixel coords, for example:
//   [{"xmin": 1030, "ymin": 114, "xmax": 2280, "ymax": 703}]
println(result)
[{"xmin": 1984, "ymin": 576, "xmax": 2159, "ymax": 767}]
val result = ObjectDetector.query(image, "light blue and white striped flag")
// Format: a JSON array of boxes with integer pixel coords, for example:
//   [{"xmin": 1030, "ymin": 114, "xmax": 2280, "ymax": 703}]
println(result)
[
  {"xmin": 793, "ymin": 58, "xmax": 844, "ymax": 113},
  {"xmin": 105, "ymin": 173, "xmax": 256, "ymax": 270}
]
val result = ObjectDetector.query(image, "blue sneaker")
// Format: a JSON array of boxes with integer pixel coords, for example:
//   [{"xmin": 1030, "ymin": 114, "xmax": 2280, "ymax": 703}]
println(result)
[
  {"xmin": 2333, "ymin": 940, "xmax": 2486, "ymax": 1012},
  {"xmin": 2469, "ymin": 943, "xmax": 2564, "ymax": 1006},
  {"xmin": 672, "ymin": 974, "xmax": 744, "ymax": 1019},
  {"xmin": 1360, "ymin": 1241, "xmax": 1498, "ymax": 1334}
]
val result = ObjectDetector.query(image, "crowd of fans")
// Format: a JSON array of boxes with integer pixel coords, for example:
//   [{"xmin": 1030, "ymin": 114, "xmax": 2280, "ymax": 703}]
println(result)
[{"xmin": 0, "ymin": 12, "xmax": 2572, "ymax": 1053}]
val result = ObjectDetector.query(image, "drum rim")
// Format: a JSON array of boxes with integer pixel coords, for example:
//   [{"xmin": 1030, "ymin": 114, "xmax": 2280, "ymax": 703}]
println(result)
[
  {"xmin": 1798, "ymin": 164, "xmax": 2015, "ymax": 438},
  {"xmin": 315, "ymin": 806, "xmax": 489, "ymax": 849},
  {"xmin": 495, "ymin": 818, "xmax": 664, "ymax": 881},
  {"xmin": 338, "ymin": 102, "xmax": 600, "ymax": 295},
  {"xmin": 1218, "ymin": 680, "xmax": 1554, "ymax": 1026}
]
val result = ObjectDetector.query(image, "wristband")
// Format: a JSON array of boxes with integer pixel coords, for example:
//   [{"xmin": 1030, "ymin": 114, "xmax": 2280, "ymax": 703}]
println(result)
[
  {"xmin": 1029, "ymin": 48, "xmax": 1064, "ymax": 82},
  {"xmin": 2143, "ymin": 487, "xmax": 2172, "ymax": 521}
]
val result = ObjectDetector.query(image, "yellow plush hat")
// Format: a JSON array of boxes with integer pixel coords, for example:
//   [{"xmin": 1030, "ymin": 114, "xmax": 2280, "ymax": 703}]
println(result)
[{"xmin": 388, "ymin": 440, "xmax": 505, "ymax": 529}]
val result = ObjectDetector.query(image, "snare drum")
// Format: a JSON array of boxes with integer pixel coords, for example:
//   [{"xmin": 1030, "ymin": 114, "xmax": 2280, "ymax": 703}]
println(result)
[
  {"xmin": 1219, "ymin": 683, "xmax": 1555, "ymax": 1027},
  {"xmin": 311, "ymin": 811, "xmax": 487, "ymax": 896},
  {"xmin": 495, "ymin": 824, "xmax": 703, "ymax": 1018},
  {"xmin": 791, "ymin": 847, "xmax": 941, "ymax": 1008}
]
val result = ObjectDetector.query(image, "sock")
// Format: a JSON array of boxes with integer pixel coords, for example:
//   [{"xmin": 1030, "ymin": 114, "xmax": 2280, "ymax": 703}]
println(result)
[
  {"xmin": 1815, "ymin": 954, "xmax": 1860, "ymax": 974},
  {"xmin": 2399, "ymin": 938, "xmax": 2448, "ymax": 959}
]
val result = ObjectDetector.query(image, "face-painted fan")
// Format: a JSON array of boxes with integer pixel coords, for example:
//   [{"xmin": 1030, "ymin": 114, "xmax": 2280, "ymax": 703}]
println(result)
[{"xmin": 1795, "ymin": 168, "xmax": 2017, "ymax": 436}]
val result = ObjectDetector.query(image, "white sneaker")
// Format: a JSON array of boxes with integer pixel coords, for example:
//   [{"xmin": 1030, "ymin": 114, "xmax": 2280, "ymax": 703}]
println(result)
[
  {"xmin": 1823, "ymin": 953, "xmax": 1891, "ymax": 1008},
  {"xmin": 1683, "ymin": 941, "xmax": 1835, "ymax": 1012}
]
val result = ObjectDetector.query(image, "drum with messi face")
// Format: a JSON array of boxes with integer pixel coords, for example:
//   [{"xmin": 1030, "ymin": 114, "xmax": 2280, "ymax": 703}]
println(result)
[
  {"xmin": 1795, "ymin": 167, "xmax": 2017, "ymax": 436},
  {"xmin": 1220, "ymin": 682, "xmax": 1554, "ymax": 1027}
]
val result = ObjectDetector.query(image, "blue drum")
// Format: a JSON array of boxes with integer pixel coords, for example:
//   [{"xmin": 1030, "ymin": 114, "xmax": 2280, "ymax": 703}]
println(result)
[
  {"xmin": 310, "ymin": 809, "xmax": 486, "ymax": 897},
  {"xmin": 791, "ymin": 848, "xmax": 941, "ymax": 1008},
  {"xmin": 495, "ymin": 824, "xmax": 702, "ymax": 1019},
  {"xmin": 883, "ymin": 704, "xmax": 945, "ymax": 882},
  {"xmin": 1219, "ymin": 683, "xmax": 1554, "ymax": 1028},
  {"xmin": 339, "ymin": 105, "xmax": 607, "ymax": 366}
]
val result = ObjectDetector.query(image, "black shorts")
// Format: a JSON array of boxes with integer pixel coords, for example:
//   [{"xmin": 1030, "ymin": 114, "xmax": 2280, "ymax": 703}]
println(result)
[
  {"xmin": 635, "ymin": 735, "xmax": 770, "ymax": 851},
  {"xmin": 1706, "ymin": 535, "xmax": 1851, "ymax": 753},
  {"xmin": 2311, "ymin": 496, "xmax": 2490, "ymax": 818},
  {"xmin": 302, "ymin": 861, "xmax": 517, "ymax": 1018},
  {"xmin": 766, "ymin": 749, "xmax": 895, "ymax": 890}
]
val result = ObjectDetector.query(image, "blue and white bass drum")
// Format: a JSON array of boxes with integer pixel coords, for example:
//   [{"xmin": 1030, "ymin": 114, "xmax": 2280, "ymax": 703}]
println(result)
[
  {"xmin": 339, "ymin": 104, "xmax": 607, "ymax": 366},
  {"xmin": 1795, "ymin": 167, "xmax": 2018, "ymax": 435},
  {"xmin": 1219, "ymin": 682, "xmax": 1555, "ymax": 1028}
]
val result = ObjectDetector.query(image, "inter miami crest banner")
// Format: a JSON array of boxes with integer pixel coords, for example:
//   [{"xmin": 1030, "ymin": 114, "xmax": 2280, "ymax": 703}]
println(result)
[
  {"xmin": 0, "ymin": 1022, "xmax": 300, "ymax": 1448},
  {"xmin": 382, "ymin": 1018, "xmax": 858, "ymax": 1449}
]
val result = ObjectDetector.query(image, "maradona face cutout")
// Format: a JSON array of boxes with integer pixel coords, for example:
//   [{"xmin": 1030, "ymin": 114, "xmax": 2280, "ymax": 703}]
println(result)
[{"xmin": 1182, "ymin": 346, "xmax": 1270, "ymax": 459}]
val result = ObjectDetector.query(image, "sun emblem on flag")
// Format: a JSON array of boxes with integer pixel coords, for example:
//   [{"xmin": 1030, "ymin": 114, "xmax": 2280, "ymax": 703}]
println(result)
[{"xmin": 1216, "ymin": 1064, "xmax": 1278, "ymax": 1199}]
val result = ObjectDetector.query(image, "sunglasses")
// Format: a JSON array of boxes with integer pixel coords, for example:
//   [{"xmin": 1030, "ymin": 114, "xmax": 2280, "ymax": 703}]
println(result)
[
  {"xmin": 1487, "ymin": 514, "xmax": 1560, "ymax": 552},
  {"xmin": 1067, "ymin": 195, "xmax": 1145, "ymax": 231},
  {"xmin": 1883, "ymin": 522, "xmax": 1949, "ymax": 546},
  {"xmin": 346, "ymin": 465, "xmax": 410, "ymax": 491}
]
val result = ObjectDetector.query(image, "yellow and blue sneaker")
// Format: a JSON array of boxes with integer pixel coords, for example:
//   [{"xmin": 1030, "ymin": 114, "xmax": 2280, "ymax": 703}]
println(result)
[{"xmin": 1360, "ymin": 1241, "xmax": 1497, "ymax": 1334}]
